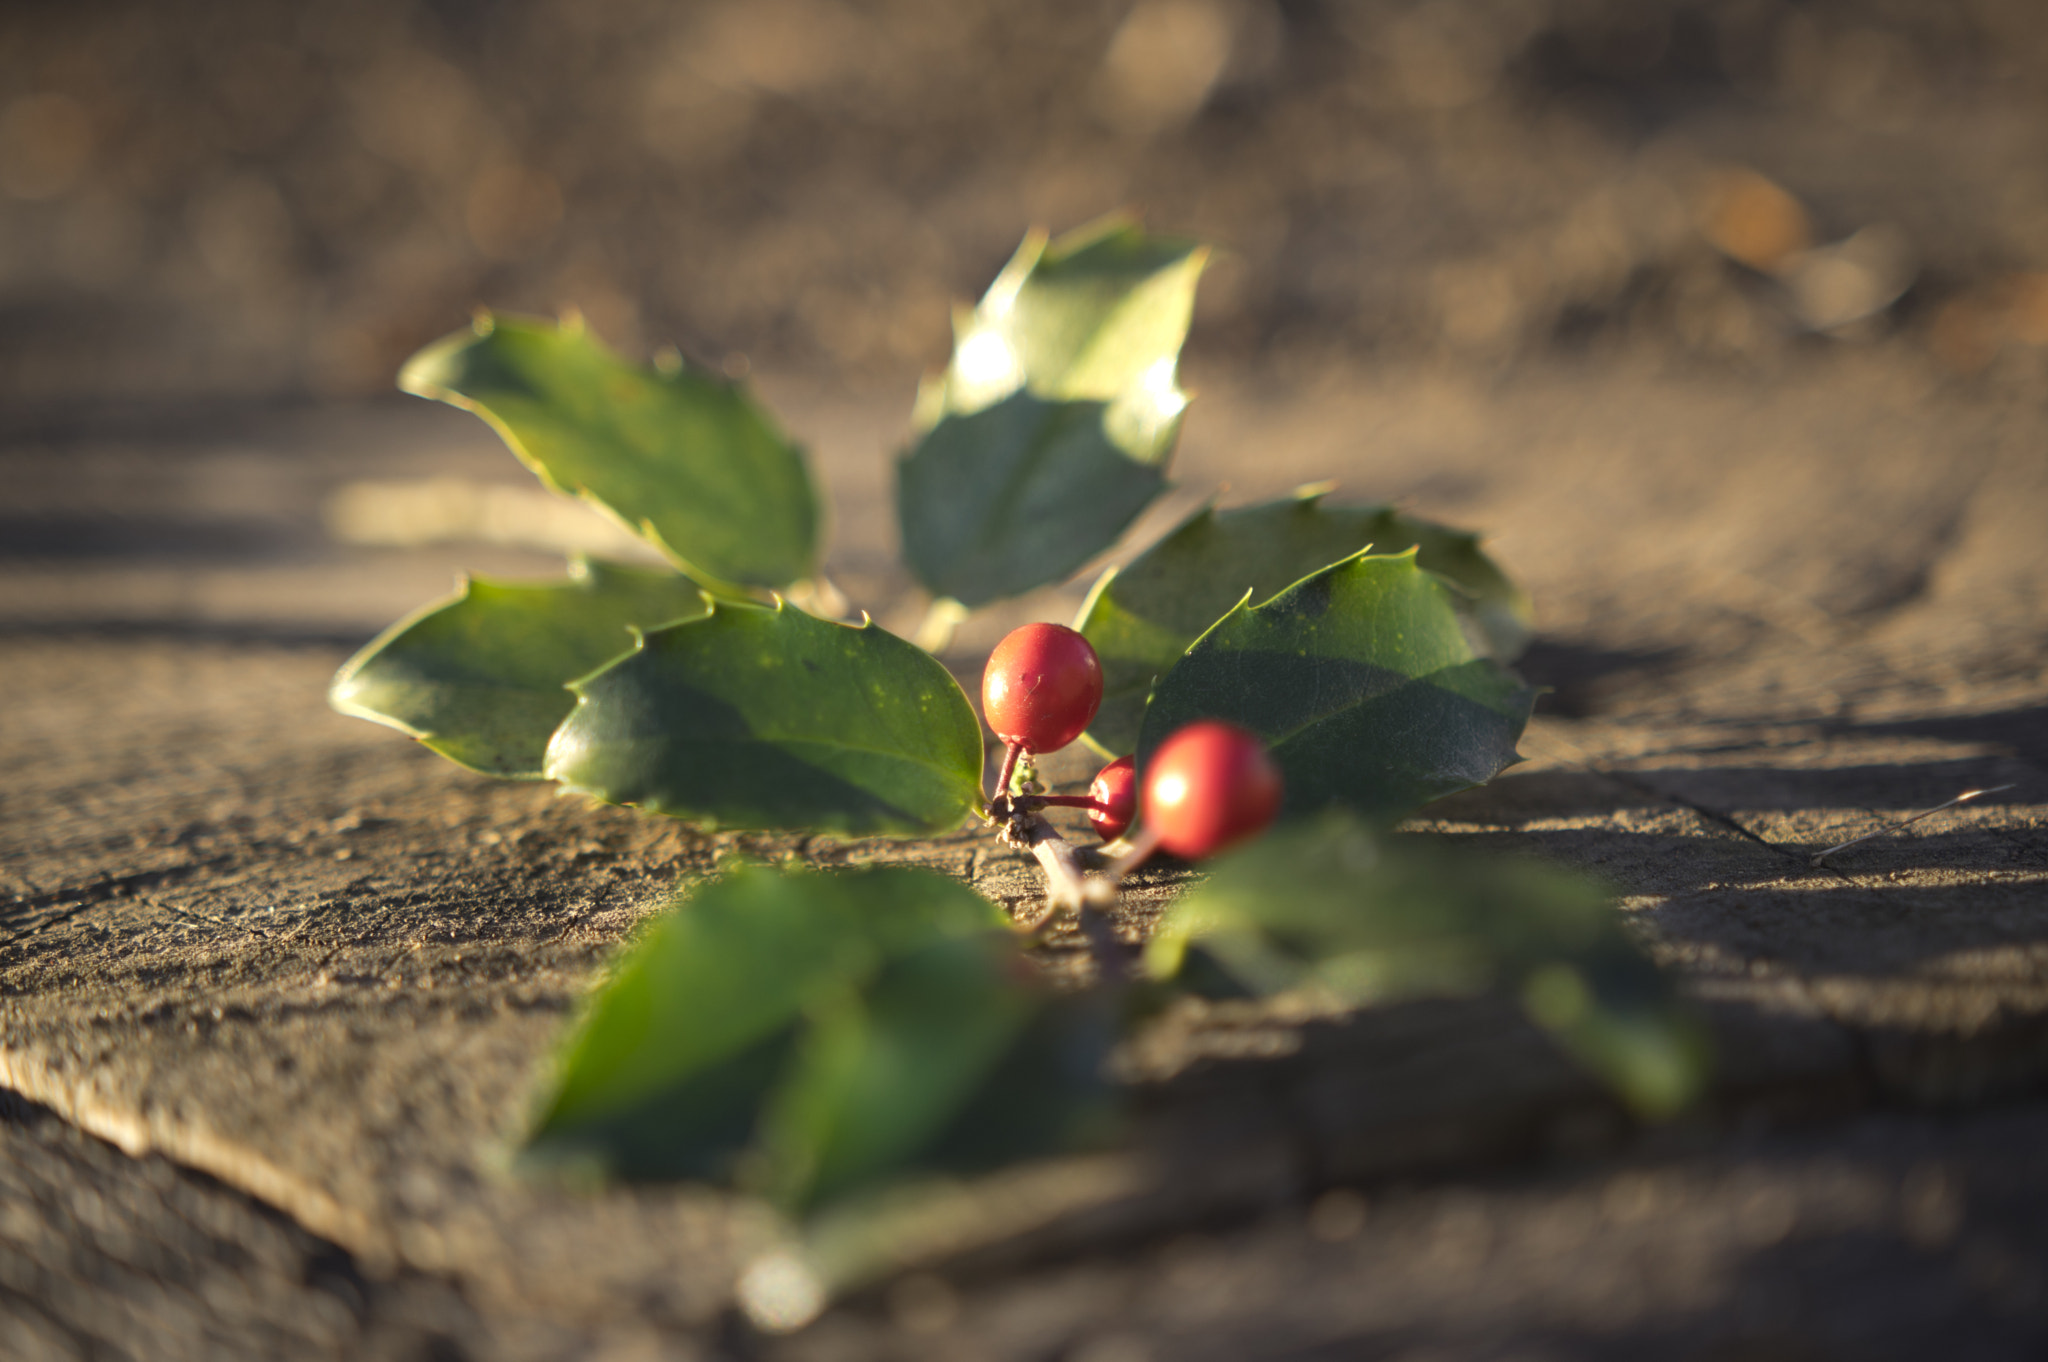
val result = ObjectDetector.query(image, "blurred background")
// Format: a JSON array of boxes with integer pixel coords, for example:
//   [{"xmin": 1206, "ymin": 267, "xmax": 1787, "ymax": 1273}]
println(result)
[
  {"xmin": 6, "ymin": 0, "xmax": 2048, "ymax": 693},
  {"xmin": 5, "ymin": 0, "xmax": 2048, "ymax": 417}
]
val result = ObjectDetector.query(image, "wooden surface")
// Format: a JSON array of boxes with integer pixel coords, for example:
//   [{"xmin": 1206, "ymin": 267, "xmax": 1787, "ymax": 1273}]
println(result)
[{"xmin": 4, "ymin": 345, "xmax": 2046, "ymax": 1357}]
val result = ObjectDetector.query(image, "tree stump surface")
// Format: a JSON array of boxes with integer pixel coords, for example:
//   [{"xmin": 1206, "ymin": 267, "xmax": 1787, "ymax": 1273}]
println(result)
[{"xmin": 4, "ymin": 353, "xmax": 2046, "ymax": 1358}]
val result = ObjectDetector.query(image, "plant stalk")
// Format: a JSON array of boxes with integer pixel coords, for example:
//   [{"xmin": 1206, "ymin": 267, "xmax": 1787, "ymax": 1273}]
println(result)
[
  {"xmin": 1020, "ymin": 812, "xmax": 1092, "ymax": 909},
  {"xmin": 1101, "ymin": 826, "xmax": 1162, "ymax": 882},
  {"xmin": 991, "ymin": 741, "xmax": 1025, "ymax": 809},
  {"xmin": 1019, "ymin": 812, "xmax": 1129, "ymax": 981},
  {"xmin": 1032, "ymin": 794, "xmax": 1109, "ymax": 813}
]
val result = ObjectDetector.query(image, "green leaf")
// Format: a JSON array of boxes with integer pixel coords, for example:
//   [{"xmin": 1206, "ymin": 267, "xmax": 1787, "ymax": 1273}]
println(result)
[
  {"xmin": 543, "ymin": 598, "xmax": 984, "ymax": 836},
  {"xmin": 400, "ymin": 314, "xmax": 818, "ymax": 591},
  {"xmin": 1077, "ymin": 489, "xmax": 1533, "ymax": 757},
  {"xmin": 327, "ymin": 557, "xmax": 710, "ymax": 777},
  {"xmin": 896, "ymin": 392, "xmax": 1177, "ymax": 609},
  {"xmin": 897, "ymin": 219, "xmax": 1206, "ymax": 609},
  {"xmin": 525, "ymin": 864, "xmax": 1012, "ymax": 1183},
  {"xmin": 791, "ymin": 990, "xmax": 1122, "ymax": 1291},
  {"xmin": 525, "ymin": 864, "xmax": 1112, "ymax": 1215},
  {"xmin": 1137, "ymin": 550, "xmax": 1537, "ymax": 822},
  {"xmin": 925, "ymin": 215, "xmax": 1209, "ymax": 417},
  {"xmin": 1148, "ymin": 814, "xmax": 1711, "ymax": 1117},
  {"xmin": 759, "ymin": 934, "xmax": 1038, "ymax": 1209}
]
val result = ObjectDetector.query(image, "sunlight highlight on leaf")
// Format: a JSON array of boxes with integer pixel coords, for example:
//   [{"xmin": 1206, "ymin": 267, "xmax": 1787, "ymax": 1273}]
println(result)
[
  {"xmin": 329, "ymin": 556, "xmax": 709, "ymax": 777},
  {"xmin": 544, "ymin": 598, "xmax": 984, "ymax": 836},
  {"xmin": 401, "ymin": 313, "xmax": 819, "ymax": 591},
  {"xmin": 898, "ymin": 218, "xmax": 1208, "ymax": 609},
  {"xmin": 1136, "ymin": 549, "xmax": 1535, "ymax": 821}
]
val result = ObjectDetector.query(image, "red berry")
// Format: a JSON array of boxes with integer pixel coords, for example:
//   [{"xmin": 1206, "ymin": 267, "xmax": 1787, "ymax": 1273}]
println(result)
[
  {"xmin": 1142, "ymin": 721, "xmax": 1282, "ymax": 859},
  {"xmin": 981, "ymin": 624, "xmax": 1103, "ymax": 754},
  {"xmin": 1088, "ymin": 755, "xmax": 1138, "ymax": 842}
]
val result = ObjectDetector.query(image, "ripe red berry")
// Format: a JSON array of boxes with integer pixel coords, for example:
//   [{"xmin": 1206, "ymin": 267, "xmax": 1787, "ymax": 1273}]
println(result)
[
  {"xmin": 981, "ymin": 624, "xmax": 1103, "ymax": 754},
  {"xmin": 1088, "ymin": 755, "xmax": 1137, "ymax": 842},
  {"xmin": 1142, "ymin": 721, "xmax": 1282, "ymax": 860}
]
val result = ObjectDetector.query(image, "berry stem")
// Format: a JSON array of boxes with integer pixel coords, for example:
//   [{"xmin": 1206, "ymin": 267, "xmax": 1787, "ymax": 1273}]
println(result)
[
  {"xmin": 990, "ymin": 740, "xmax": 1026, "ymax": 813},
  {"xmin": 1031, "ymin": 794, "xmax": 1110, "ymax": 812}
]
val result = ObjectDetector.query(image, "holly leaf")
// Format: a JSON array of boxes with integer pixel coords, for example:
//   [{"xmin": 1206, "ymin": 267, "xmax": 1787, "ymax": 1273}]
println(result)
[
  {"xmin": 1137, "ymin": 550, "xmax": 1536, "ymax": 821},
  {"xmin": 400, "ymin": 314, "xmax": 819, "ymax": 591},
  {"xmin": 896, "ymin": 392, "xmax": 1178, "ymax": 610},
  {"xmin": 1077, "ymin": 489, "xmax": 1532, "ymax": 757},
  {"xmin": 327, "ymin": 557, "xmax": 710, "ymax": 777},
  {"xmin": 786, "ymin": 989, "xmax": 1122, "ymax": 1300},
  {"xmin": 923, "ymin": 215, "xmax": 1209, "ymax": 418},
  {"xmin": 525, "ymin": 864, "xmax": 1007, "ymax": 1179},
  {"xmin": 1148, "ymin": 814, "xmax": 1711, "ymax": 1117},
  {"xmin": 543, "ymin": 599, "xmax": 984, "ymax": 836},
  {"xmin": 524, "ymin": 864, "xmax": 1112, "ymax": 1215},
  {"xmin": 897, "ymin": 219, "xmax": 1205, "ymax": 610},
  {"xmin": 757, "ymin": 933, "xmax": 1040, "ymax": 1210}
]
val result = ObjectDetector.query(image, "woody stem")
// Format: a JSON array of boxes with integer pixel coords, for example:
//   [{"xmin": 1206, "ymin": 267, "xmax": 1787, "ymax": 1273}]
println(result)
[
  {"xmin": 1031, "ymin": 794, "xmax": 1110, "ymax": 813},
  {"xmin": 1020, "ymin": 813, "xmax": 1129, "ymax": 982},
  {"xmin": 991, "ymin": 741, "xmax": 1026, "ymax": 808}
]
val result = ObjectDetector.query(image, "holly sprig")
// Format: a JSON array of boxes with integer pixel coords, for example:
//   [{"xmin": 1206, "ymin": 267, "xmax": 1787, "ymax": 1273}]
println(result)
[{"xmin": 329, "ymin": 215, "xmax": 1707, "ymax": 1325}]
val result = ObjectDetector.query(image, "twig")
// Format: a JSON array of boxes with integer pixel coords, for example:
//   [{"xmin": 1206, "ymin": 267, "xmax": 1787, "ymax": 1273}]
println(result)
[
  {"xmin": 1100, "ymin": 826, "xmax": 1162, "ymax": 884},
  {"xmin": 1017, "ymin": 812, "xmax": 1093, "ymax": 910},
  {"xmin": 988, "ymin": 741, "xmax": 1025, "ymax": 817},
  {"xmin": 1031, "ymin": 794, "xmax": 1109, "ymax": 813},
  {"xmin": 1808, "ymin": 784, "xmax": 2016, "ymax": 867},
  {"xmin": 1014, "ymin": 813, "xmax": 1130, "ymax": 979},
  {"xmin": 1074, "ymin": 903, "xmax": 1129, "ymax": 982}
]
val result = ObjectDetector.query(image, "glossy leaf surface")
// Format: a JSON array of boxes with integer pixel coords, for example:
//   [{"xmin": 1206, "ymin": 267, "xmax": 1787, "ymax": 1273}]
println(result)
[
  {"xmin": 525, "ymin": 865, "xmax": 1110, "ymax": 1213},
  {"xmin": 1137, "ymin": 551, "xmax": 1535, "ymax": 821},
  {"xmin": 925, "ymin": 215, "xmax": 1208, "ymax": 417},
  {"xmin": 544, "ymin": 600, "xmax": 983, "ymax": 836},
  {"xmin": 328, "ymin": 557, "xmax": 709, "ymax": 777},
  {"xmin": 898, "ymin": 220, "xmax": 1204, "ymax": 609},
  {"xmin": 1077, "ymin": 490, "xmax": 1532, "ymax": 755},
  {"xmin": 898, "ymin": 393, "xmax": 1176, "ymax": 609},
  {"xmin": 1149, "ymin": 814, "xmax": 1710, "ymax": 1117},
  {"xmin": 402, "ymin": 314, "xmax": 818, "ymax": 590}
]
